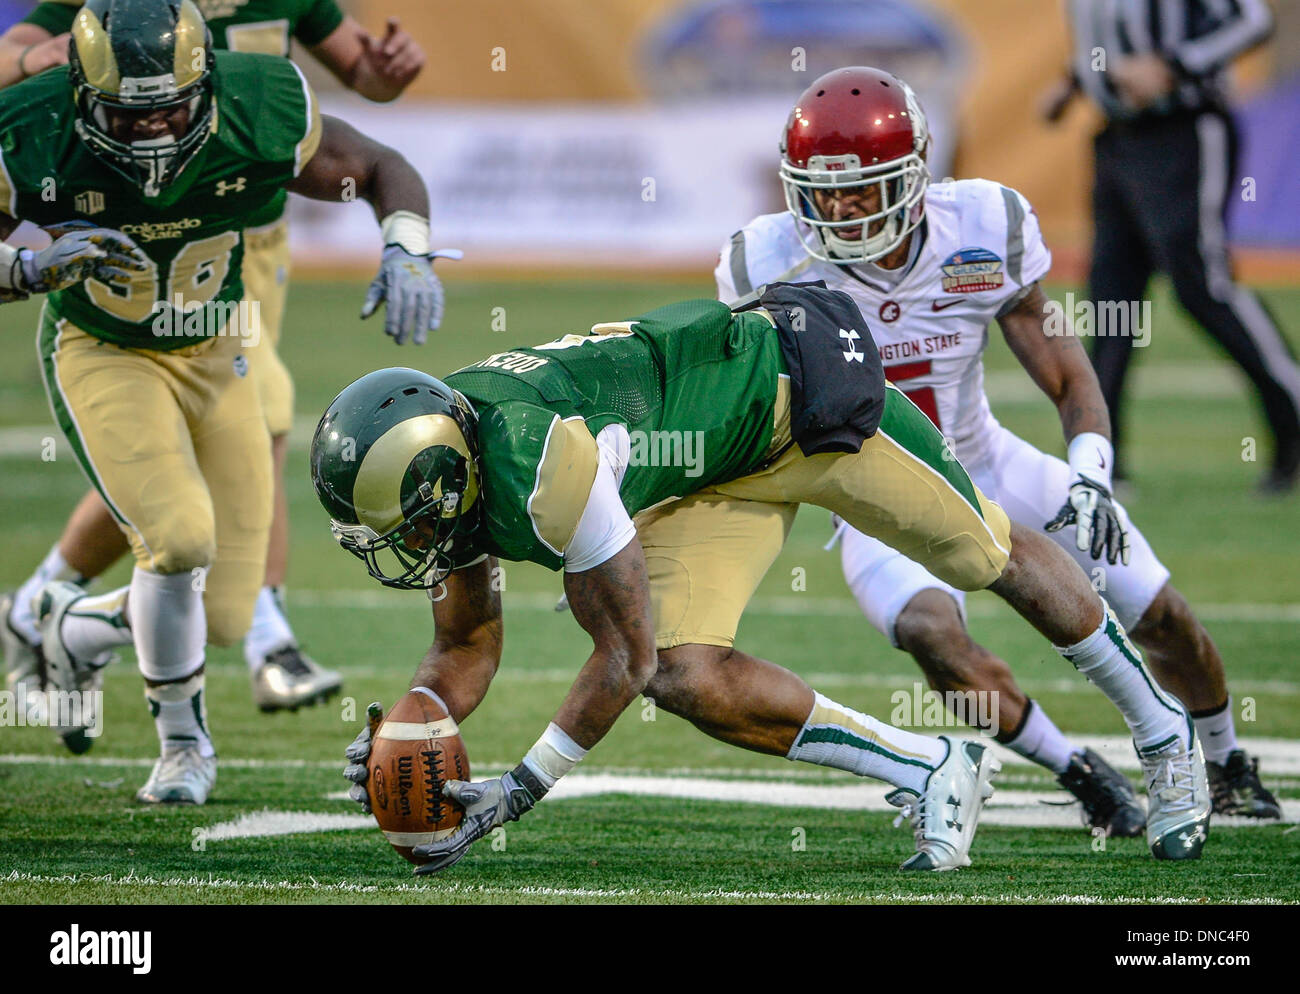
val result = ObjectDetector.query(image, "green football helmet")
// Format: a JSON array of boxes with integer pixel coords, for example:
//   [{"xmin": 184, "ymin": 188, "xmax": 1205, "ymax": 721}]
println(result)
[
  {"xmin": 68, "ymin": 0, "xmax": 215, "ymax": 198},
  {"xmin": 311, "ymin": 368, "xmax": 483, "ymax": 591}
]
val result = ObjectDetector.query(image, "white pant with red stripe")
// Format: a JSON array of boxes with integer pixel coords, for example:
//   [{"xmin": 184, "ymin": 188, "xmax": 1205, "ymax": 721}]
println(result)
[{"xmin": 838, "ymin": 421, "xmax": 1170, "ymax": 645}]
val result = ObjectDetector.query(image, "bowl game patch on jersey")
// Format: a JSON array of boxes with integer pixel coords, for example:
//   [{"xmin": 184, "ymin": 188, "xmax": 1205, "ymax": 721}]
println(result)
[{"xmin": 940, "ymin": 247, "xmax": 1005, "ymax": 293}]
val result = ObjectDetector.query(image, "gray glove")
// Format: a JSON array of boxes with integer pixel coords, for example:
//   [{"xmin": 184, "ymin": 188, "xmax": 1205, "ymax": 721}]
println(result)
[
  {"xmin": 360, "ymin": 246, "xmax": 461, "ymax": 345},
  {"xmin": 410, "ymin": 764, "xmax": 546, "ymax": 875},
  {"xmin": 20, "ymin": 227, "xmax": 149, "ymax": 293},
  {"xmin": 342, "ymin": 717, "xmax": 377, "ymax": 814},
  {"xmin": 1046, "ymin": 475, "xmax": 1131, "ymax": 565}
]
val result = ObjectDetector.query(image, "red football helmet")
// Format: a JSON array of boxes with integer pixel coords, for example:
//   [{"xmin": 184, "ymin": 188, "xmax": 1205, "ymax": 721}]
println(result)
[{"xmin": 780, "ymin": 67, "xmax": 930, "ymax": 265}]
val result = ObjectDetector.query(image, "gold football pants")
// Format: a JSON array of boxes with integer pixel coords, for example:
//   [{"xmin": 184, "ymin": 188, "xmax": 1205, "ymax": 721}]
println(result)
[
  {"xmin": 242, "ymin": 217, "xmax": 294, "ymax": 437},
  {"xmin": 38, "ymin": 306, "xmax": 272, "ymax": 646},
  {"xmin": 639, "ymin": 381, "xmax": 1012, "ymax": 649}
]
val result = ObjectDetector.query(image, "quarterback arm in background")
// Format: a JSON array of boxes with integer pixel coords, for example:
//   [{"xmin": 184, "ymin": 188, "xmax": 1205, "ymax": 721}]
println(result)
[
  {"xmin": 286, "ymin": 113, "xmax": 451, "ymax": 344},
  {"xmin": 286, "ymin": 112, "xmax": 429, "ymax": 220},
  {"xmin": 0, "ymin": 22, "xmax": 68, "ymax": 91},
  {"xmin": 996, "ymin": 282, "xmax": 1111, "ymax": 446},
  {"xmin": 309, "ymin": 16, "xmax": 425, "ymax": 102},
  {"xmin": 998, "ymin": 282, "xmax": 1131, "ymax": 563}
]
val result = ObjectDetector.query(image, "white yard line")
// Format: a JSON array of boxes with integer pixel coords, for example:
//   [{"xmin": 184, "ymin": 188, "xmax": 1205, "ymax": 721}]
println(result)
[{"xmin": 6, "ymin": 735, "xmax": 1300, "ymax": 775}]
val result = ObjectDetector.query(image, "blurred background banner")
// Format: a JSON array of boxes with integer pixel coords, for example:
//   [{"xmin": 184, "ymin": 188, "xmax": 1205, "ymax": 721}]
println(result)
[
  {"xmin": 0, "ymin": 0, "xmax": 1240, "ymax": 278},
  {"xmin": 0, "ymin": 1, "xmax": 28, "ymax": 31}
]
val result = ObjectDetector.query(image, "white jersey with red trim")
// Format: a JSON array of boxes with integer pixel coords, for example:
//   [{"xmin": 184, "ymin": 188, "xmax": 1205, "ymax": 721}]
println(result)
[{"xmin": 716, "ymin": 179, "xmax": 1051, "ymax": 463}]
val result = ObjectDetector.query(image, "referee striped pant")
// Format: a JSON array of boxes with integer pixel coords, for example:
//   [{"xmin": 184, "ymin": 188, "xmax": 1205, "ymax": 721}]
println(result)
[{"xmin": 1088, "ymin": 107, "xmax": 1300, "ymax": 479}]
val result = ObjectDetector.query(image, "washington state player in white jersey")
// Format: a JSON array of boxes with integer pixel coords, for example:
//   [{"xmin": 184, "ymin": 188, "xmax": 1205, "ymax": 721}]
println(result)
[{"xmin": 717, "ymin": 67, "xmax": 1280, "ymax": 828}]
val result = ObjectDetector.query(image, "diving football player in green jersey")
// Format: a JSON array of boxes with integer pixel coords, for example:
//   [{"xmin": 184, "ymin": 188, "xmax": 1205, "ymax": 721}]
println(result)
[
  {"xmin": 0, "ymin": 0, "xmax": 444, "ymax": 803},
  {"xmin": 314, "ymin": 287, "xmax": 1211, "ymax": 873}
]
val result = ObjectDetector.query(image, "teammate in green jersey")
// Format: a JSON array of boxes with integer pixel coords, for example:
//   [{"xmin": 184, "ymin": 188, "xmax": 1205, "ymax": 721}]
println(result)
[
  {"xmin": 314, "ymin": 287, "xmax": 1211, "ymax": 872},
  {"xmin": 0, "ymin": 0, "xmax": 427, "ymax": 719},
  {"xmin": 0, "ymin": 0, "xmax": 444, "ymax": 803}
]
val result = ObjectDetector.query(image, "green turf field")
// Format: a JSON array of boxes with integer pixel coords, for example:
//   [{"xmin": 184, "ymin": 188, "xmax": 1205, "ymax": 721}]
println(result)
[{"xmin": 1, "ymin": 277, "xmax": 1297, "ymax": 905}]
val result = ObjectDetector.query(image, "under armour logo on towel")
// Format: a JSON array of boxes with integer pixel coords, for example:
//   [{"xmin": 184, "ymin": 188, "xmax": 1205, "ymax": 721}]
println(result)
[{"xmin": 839, "ymin": 328, "xmax": 863, "ymax": 363}]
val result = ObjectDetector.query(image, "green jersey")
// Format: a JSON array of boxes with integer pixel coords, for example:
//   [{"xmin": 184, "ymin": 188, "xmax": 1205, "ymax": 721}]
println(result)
[
  {"xmin": 24, "ymin": 0, "xmax": 345, "ymax": 57},
  {"xmin": 21, "ymin": 0, "xmax": 344, "ymax": 226},
  {"xmin": 0, "ymin": 51, "xmax": 321, "ymax": 349},
  {"xmin": 445, "ymin": 299, "xmax": 788, "ymax": 570}
]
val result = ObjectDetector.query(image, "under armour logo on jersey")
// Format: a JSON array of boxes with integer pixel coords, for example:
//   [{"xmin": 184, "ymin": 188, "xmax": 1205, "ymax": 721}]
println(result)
[
  {"xmin": 215, "ymin": 177, "xmax": 247, "ymax": 197},
  {"xmin": 839, "ymin": 328, "xmax": 864, "ymax": 363}
]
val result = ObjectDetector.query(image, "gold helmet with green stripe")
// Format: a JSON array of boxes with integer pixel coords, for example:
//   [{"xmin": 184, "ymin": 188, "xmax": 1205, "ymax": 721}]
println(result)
[
  {"xmin": 311, "ymin": 368, "xmax": 483, "ymax": 591},
  {"xmin": 68, "ymin": 0, "xmax": 215, "ymax": 198}
]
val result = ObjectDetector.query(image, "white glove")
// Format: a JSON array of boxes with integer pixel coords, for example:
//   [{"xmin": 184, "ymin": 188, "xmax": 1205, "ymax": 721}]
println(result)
[
  {"xmin": 1046, "ymin": 476, "xmax": 1131, "ymax": 565},
  {"xmin": 20, "ymin": 226, "xmax": 149, "ymax": 293}
]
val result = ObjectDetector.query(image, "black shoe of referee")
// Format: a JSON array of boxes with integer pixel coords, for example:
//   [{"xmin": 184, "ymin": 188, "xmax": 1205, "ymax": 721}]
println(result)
[{"xmin": 1257, "ymin": 439, "xmax": 1300, "ymax": 496}]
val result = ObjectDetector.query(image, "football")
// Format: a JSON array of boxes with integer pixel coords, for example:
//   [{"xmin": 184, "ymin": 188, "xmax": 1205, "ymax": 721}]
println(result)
[{"xmin": 367, "ymin": 689, "xmax": 471, "ymax": 865}]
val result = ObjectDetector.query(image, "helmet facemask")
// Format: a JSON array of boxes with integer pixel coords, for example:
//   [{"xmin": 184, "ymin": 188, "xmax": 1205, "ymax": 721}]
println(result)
[
  {"xmin": 331, "ymin": 481, "xmax": 482, "ymax": 593},
  {"xmin": 781, "ymin": 150, "xmax": 929, "ymax": 266}
]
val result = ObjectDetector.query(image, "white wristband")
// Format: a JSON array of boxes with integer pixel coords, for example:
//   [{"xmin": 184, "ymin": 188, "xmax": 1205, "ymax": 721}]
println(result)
[
  {"xmin": 379, "ymin": 210, "xmax": 431, "ymax": 256},
  {"xmin": 0, "ymin": 243, "xmax": 28, "ymax": 292},
  {"xmin": 521, "ymin": 722, "xmax": 588, "ymax": 789},
  {"xmin": 1067, "ymin": 431, "xmax": 1114, "ymax": 491}
]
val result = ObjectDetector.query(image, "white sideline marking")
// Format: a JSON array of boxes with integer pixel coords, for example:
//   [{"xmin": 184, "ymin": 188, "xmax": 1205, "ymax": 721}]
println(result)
[
  {"xmin": 6, "ymin": 735, "xmax": 1300, "ymax": 774},
  {"xmin": 204, "ymin": 809, "xmax": 372, "ymax": 840},
  {"xmin": 4, "ymin": 870, "xmax": 1277, "ymax": 904},
  {"xmin": 312, "ymin": 781, "xmax": 1292, "ymax": 828},
  {"xmin": 286, "ymin": 588, "xmax": 1300, "ymax": 626}
]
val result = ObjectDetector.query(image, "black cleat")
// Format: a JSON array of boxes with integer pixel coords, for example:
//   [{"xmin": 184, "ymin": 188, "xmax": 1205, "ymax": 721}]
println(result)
[
  {"xmin": 1207, "ymin": 749, "xmax": 1282, "ymax": 819},
  {"xmin": 1057, "ymin": 748, "xmax": 1146, "ymax": 837}
]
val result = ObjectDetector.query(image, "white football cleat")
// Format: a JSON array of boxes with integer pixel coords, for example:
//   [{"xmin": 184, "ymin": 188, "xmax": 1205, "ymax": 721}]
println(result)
[
  {"xmin": 2, "ymin": 591, "xmax": 48, "ymax": 725},
  {"xmin": 888, "ymin": 736, "xmax": 1000, "ymax": 871},
  {"xmin": 1140, "ymin": 722, "xmax": 1211, "ymax": 860},
  {"xmin": 136, "ymin": 746, "xmax": 217, "ymax": 805},
  {"xmin": 36, "ymin": 580, "xmax": 106, "ymax": 754}
]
